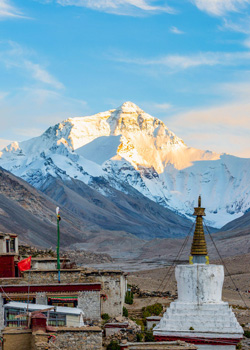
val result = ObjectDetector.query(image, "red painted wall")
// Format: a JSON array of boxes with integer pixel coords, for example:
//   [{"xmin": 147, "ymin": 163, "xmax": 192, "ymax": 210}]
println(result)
[
  {"xmin": 0, "ymin": 255, "xmax": 15, "ymax": 278},
  {"xmin": 1, "ymin": 283, "xmax": 101, "ymax": 294}
]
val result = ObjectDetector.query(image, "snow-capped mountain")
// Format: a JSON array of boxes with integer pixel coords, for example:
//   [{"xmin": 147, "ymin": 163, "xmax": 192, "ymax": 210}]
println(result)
[{"xmin": 1, "ymin": 101, "xmax": 250, "ymax": 228}]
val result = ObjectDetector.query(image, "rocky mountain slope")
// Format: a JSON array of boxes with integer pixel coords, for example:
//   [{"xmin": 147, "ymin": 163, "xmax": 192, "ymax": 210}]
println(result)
[
  {"xmin": 0, "ymin": 167, "xmax": 85, "ymax": 247},
  {"xmin": 1, "ymin": 101, "xmax": 250, "ymax": 228},
  {"xmin": 0, "ymin": 167, "xmax": 193, "ymax": 254}
]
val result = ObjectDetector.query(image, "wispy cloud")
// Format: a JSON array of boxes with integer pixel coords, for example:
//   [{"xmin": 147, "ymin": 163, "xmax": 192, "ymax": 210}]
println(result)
[
  {"xmin": 0, "ymin": 87, "xmax": 88, "ymax": 142},
  {"xmin": 153, "ymin": 102, "xmax": 172, "ymax": 110},
  {"xmin": 42, "ymin": 0, "xmax": 176, "ymax": 16},
  {"xmin": 110, "ymin": 50, "xmax": 250, "ymax": 71},
  {"xmin": 170, "ymin": 26, "xmax": 184, "ymax": 34},
  {"xmin": 222, "ymin": 17, "xmax": 250, "ymax": 34},
  {"xmin": 221, "ymin": 17, "xmax": 250, "ymax": 48},
  {"xmin": 0, "ymin": 0, "xmax": 26, "ymax": 19},
  {"xmin": 168, "ymin": 102, "xmax": 250, "ymax": 157},
  {"xmin": 0, "ymin": 41, "xmax": 64, "ymax": 89},
  {"xmin": 0, "ymin": 138, "xmax": 12, "ymax": 149},
  {"xmin": 0, "ymin": 91, "xmax": 9, "ymax": 100},
  {"xmin": 191, "ymin": 0, "xmax": 250, "ymax": 16},
  {"xmin": 167, "ymin": 81, "xmax": 250, "ymax": 158},
  {"xmin": 24, "ymin": 61, "xmax": 64, "ymax": 89}
]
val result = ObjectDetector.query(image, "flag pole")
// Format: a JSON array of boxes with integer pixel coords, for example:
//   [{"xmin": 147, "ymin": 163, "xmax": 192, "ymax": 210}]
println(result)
[{"xmin": 56, "ymin": 207, "xmax": 61, "ymax": 284}]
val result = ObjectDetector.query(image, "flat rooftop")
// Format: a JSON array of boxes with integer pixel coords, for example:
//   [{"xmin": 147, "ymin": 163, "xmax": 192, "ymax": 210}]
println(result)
[{"xmin": 4, "ymin": 302, "xmax": 83, "ymax": 315}]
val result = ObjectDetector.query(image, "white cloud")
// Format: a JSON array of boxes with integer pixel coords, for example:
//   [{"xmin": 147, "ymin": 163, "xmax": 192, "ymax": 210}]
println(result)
[
  {"xmin": 0, "ymin": 87, "xmax": 88, "ymax": 142},
  {"xmin": 244, "ymin": 38, "xmax": 250, "ymax": 48},
  {"xmin": 0, "ymin": 138, "xmax": 12, "ymax": 149},
  {"xmin": 222, "ymin": 17, "xmax": 250, "ymax": 34},
  {"xmin": 44, "ymin": 0, "xmax": 176, "ymax": 15},
  {"xmin": 191, "ymin": 0, "xmax": 250, "ymax": 16},
  {"xmin": 0, "ymin": 91, "xmax": 9, "ymax": 100},
  {"xmin": 168, "ymin": 102, "xmax": 250, "ymax": 157},
  {"xmin": 24, "ymin": 61, "xmax": 64, "ymax": 89},
  {"xmin": 167, "ymin": 82, "xmax": 250, "ymax": 158},
  {"xmin": 170, "ymin": 26, "xmax": 184, "ymax": 34},
  {"xmin": 0, "ymin": 0, "xmax": 26, "ymax": 19},
  {"xmin": 14, "ymin": 127, "xmax": 47, "ymax": 138},
  {"xmin": 111, "ymin": 51, "xmax": 250, "ymax": 71},
  {"xmin": 0, "ymin": 41, "xmax": 64, "ymax": 90},
  {"xmin": 153, "ymin": 102, "xmax": 172, "ymax": 110},
  {"xmin": 220, "ymin": 17, "xmax": 250, "ymax": 48}
]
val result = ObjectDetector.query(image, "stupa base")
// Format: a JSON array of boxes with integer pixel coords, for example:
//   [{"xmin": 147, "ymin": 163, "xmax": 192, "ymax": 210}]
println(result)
[{"xmin": 154, "ymin": 334, "xmax": 241, "ymax": 346}]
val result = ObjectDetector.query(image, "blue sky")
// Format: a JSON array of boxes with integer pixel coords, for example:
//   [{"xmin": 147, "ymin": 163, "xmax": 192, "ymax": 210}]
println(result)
[{"xmin": 1, "ymin": 0, "xmax": 250, "ymax": 157}]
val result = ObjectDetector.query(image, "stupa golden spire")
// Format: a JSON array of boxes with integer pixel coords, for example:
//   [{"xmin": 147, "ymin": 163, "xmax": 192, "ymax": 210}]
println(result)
[{"xmin": 190, "ymin": 196, "xmax": 208, "ymax": 264}]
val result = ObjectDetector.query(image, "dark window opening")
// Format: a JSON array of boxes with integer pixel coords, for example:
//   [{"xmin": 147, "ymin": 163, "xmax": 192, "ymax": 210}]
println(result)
[
  {"xmin": 6, "ymin": 240, "xmax": 10, "ymax": 253},
  {"xmin": 10, "ymin": 238, "xmax": 15, "ymax": 253}
]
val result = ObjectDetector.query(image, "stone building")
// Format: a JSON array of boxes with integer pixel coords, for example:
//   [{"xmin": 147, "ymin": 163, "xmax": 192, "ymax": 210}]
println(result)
[
  {"xmin": 0, "ymin": 233, "xmax": 18, "ymax": 278},
  {"xmin": 4, "ymin": 301, "xmax": 84, "ymax": 327},
  {"xmin": 2, "ymin": 311, "xmax": 102, "ymax": 350},
  {"xmin": 0, "ymin": 233, "xmax": 18, "ymax": 255},
  {"xmin": 0, "ymin": 282, "xmax": 101, "ymax": 331},
  {"xmin": 0, "ymin": 233, "xmax": 127, "ymax": 331}
]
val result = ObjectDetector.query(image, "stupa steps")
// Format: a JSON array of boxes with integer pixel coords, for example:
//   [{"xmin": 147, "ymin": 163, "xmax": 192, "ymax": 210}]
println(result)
[
  {"xmin": 164, "ymin": 318, "xmax": 240, "ymax": 328},
  {"xmin": 167, "ymin": 309, "xmax": 236, "ymax": 316},
  {"xmin": 169, "ymin": 308, "xmax": 235, "ymax": 315},
  {"xmin": 164, "ymin": 315, "xmax": 238, "ymax": 326},
  {"xmin": 160, "ymin": 323, "xmax": 241, "ymax": 331},
  {"xmin": 169, "ymin": 302, "xmax": 230, "ymax": 309},
  {"xmin": 161, "ymin": 321, "xmax": 240, "ymax": 328},
  {"xmin": 159, "ymin": 325, "xmax": 242, "ymax": 332}
]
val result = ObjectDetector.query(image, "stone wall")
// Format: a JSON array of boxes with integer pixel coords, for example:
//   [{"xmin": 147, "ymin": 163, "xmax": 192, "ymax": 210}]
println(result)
[
  {"xmin": 95, "ymin": 274, "xmax": 126, "ymax": 317},
  {"xmin": 23, "ymin": 269, "xmax": 82, "ymax": 284},
  {"xmin": 52, "ymin": 327, "xmax": 102, "ymax": 350},
  {"xmin": 2, "ymin": 329, "xmax": 32, "ymax": 350},
  {"xmin": 32, "ymin": 327, "xmax": 102, "ymax": 350},
  {"xmin": 35, "ymin": 293, "xmax": 47, "ymax": 305},
  {"xmin": 0, "ymin": 278, "xmax": 24, "ymax": 286},
  {"xmin": 2, "ymin": 327, "xmax": 102, "ymax": 350},
  {"xmin": 0, "ymin": 294, "xmax": 4, "ymax": 331},
  {"xmin": 146, "ymin": 317, "xmax": 161, "ymax": 330},
  {"xmin": 77, "ymin": 291, "xmax": 100, "ymax": 320}
]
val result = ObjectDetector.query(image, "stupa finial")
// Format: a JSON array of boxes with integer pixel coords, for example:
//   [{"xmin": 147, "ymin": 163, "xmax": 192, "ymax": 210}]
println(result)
[
  {"xmin": 198, "ymin": 195, "xmax": 201, "ymax": 207},
  {"xmin": 190, "ymin": 196, "xmax": 208, "ymax": 264}
]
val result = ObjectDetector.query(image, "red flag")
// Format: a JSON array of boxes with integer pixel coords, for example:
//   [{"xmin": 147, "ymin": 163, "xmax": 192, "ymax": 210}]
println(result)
[{"xmin": 18, "ymin": 256, "xmax": 31, "ymax": 272}]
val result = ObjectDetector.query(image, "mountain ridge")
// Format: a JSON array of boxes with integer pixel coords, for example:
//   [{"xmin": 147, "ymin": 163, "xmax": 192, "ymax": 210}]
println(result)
[{"xmin": 1, "ymin": 101, "xmax": 250, "ymax": 228}]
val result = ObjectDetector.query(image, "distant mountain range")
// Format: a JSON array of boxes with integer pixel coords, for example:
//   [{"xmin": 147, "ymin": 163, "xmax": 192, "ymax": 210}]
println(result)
[
  {"xmin": 1, "ymin": 101, "xmax": 250, "ymax": 233},
  {"xmin": 1, "ymin": 165, "xmax": 249, "ymax": 261},
  {"xmin": 0, "ymin": 165, "xmax": 194, "ymax": 254}
]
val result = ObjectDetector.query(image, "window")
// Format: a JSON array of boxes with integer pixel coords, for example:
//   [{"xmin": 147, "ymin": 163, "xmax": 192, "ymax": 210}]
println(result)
[
  {"xmin": 10, "ymin": 238, "xmax": 15, "ymax": 253},
  {"xmin": 6, "ymin": 240, "xmax": 10, "ymax": 253},
  {"xmin": 3, "ymin": 297, "xmax": 35, "ymax": 304},
  {"xmin": 5, "ymin": 308, "xmax": 27, "ymax": 327},
  {"xmin": 48, "ymin": 296, "xmax": 78, "ymax": 308},
  {"xmin": 48, "ymin": 313, "xmax": 66, "ymax": 327},
  {"xmin": 5, "ymin": 307, "xmax": 66, "ymax": 327}
]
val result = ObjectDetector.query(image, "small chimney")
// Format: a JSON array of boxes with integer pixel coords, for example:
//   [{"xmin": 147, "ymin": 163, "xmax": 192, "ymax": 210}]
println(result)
[{"xmin": 31, "ymin": 313, "xmax": 47, "ymax": 333}]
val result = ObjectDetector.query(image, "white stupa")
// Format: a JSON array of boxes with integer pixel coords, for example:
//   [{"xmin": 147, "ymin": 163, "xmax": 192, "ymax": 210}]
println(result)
[{"xmin": 153, "ymin": 196, "xmax": 243, "ymax": 350}]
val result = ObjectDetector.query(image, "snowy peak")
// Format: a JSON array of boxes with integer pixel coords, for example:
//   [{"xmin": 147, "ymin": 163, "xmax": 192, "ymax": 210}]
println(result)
[
  {"xmin": 1, "ymin": 101, "xmax": 249, "ymax": 229},
  {"xmin": 117, "ymin": 101, "xmax": 143, "ymax": 113},
  {"xmin": 107, "ymin": 101, "xmax": 183, "ymax": 142},
  {"xmin": 0, "ymin": 101, "xmax": 216, "ymax": 173}
]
